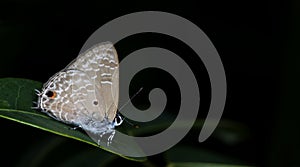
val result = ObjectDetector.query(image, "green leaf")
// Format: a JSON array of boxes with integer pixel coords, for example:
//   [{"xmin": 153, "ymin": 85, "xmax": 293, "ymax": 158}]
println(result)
[
  {"xmin": 0, "ymin": 78, "xmax": 146, "ymax": 161},
  {"xmin": 16, "ymin": 136, "xmax": 118, "ymax": 167},
  {"xmin": 167, "ymin": 162, "xmax": 253, "ymax": 167}
]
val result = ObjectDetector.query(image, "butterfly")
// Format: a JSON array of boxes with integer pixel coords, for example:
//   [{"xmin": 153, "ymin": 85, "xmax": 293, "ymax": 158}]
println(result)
[{"xmin": 35, "ymin": 42, "xmax": 123, "ymax": 145}]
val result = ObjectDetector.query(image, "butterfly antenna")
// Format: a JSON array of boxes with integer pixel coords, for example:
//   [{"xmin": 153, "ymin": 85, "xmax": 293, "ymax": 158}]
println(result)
[
  {"xmin": 118, "ymin": 87, "xmax": 143, "ymax": 111},
  {"xmin": 123, "ymin": 117, "xmax": 133, "ymax": 126},
  {"xmin": 119, "ymin": 115, "xmax": 139, "ymax": 128},
  {"xmin": 118, "ymin": 87, "xmax": 143, "ymax": 128}
]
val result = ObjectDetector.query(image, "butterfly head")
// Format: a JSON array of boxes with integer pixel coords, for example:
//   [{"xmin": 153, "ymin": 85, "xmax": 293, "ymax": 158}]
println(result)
[{"xmin": 113, "ymin": 114, "xmax": 124, "ymax": 126}]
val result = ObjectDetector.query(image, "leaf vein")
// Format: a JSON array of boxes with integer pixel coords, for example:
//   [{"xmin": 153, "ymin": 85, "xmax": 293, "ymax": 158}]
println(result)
[{"xmin": 14, "ymin": 85, "xmax": 24, "ymax": 109}]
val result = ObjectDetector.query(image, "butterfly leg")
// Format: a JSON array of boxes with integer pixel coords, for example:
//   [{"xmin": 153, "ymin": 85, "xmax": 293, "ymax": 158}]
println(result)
[
  {"xmin": 107, "ymin": 130, "xmax": 115, "ymax": 146},
  {"xmin": 96, "ymin": 131, "xmax": 106, "ymax": 145},
  {"xmin": 69, "ymin": 125, "xmax": 82, "ymax": 130},
  {"xmin": 96, "ymin": 129, "xmax": 115, "ymax": 146},
  {"xmin": 97, "ymin": 139, "xmax": 101, "ymax": 145}
]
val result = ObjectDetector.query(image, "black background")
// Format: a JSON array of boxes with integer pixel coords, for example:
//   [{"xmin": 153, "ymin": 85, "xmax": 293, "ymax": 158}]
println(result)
[{"xmin": 0, "ymin": 0, "xmax": 298, "ymax": 167}]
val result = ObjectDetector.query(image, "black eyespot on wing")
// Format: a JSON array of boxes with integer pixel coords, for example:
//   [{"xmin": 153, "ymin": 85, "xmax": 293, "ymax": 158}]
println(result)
[
  {"xmin": 46, "ymin": 90, "xmax": 56, "ymax": 99},
  {"xmin": 93, "ymin": 100, "xmax": 98, "ymax": 105},
  {"xmin": 46, "ymin": 91, "xmax": 54, "ymax": 97}
]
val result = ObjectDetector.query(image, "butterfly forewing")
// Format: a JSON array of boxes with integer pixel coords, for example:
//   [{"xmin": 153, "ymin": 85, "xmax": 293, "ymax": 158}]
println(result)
[
  {"xmin": 66, "ymin": 70, "xmax": 107, "ymax": 122},
  {"xmin": 66, "ymin": 42, "xmax": 119, "ymax": 122}
]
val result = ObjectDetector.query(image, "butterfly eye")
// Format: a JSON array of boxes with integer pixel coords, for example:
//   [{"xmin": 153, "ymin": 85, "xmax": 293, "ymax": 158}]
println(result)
[{"xmin": 46, "ymin": 90, "xmax": 57, "ymax": 99}]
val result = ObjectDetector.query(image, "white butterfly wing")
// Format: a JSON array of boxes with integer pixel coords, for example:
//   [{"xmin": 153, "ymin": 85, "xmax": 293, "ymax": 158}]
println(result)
[{"xmin": 66, "ymin": 42, "xmax": 119, "ymax": 122}]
